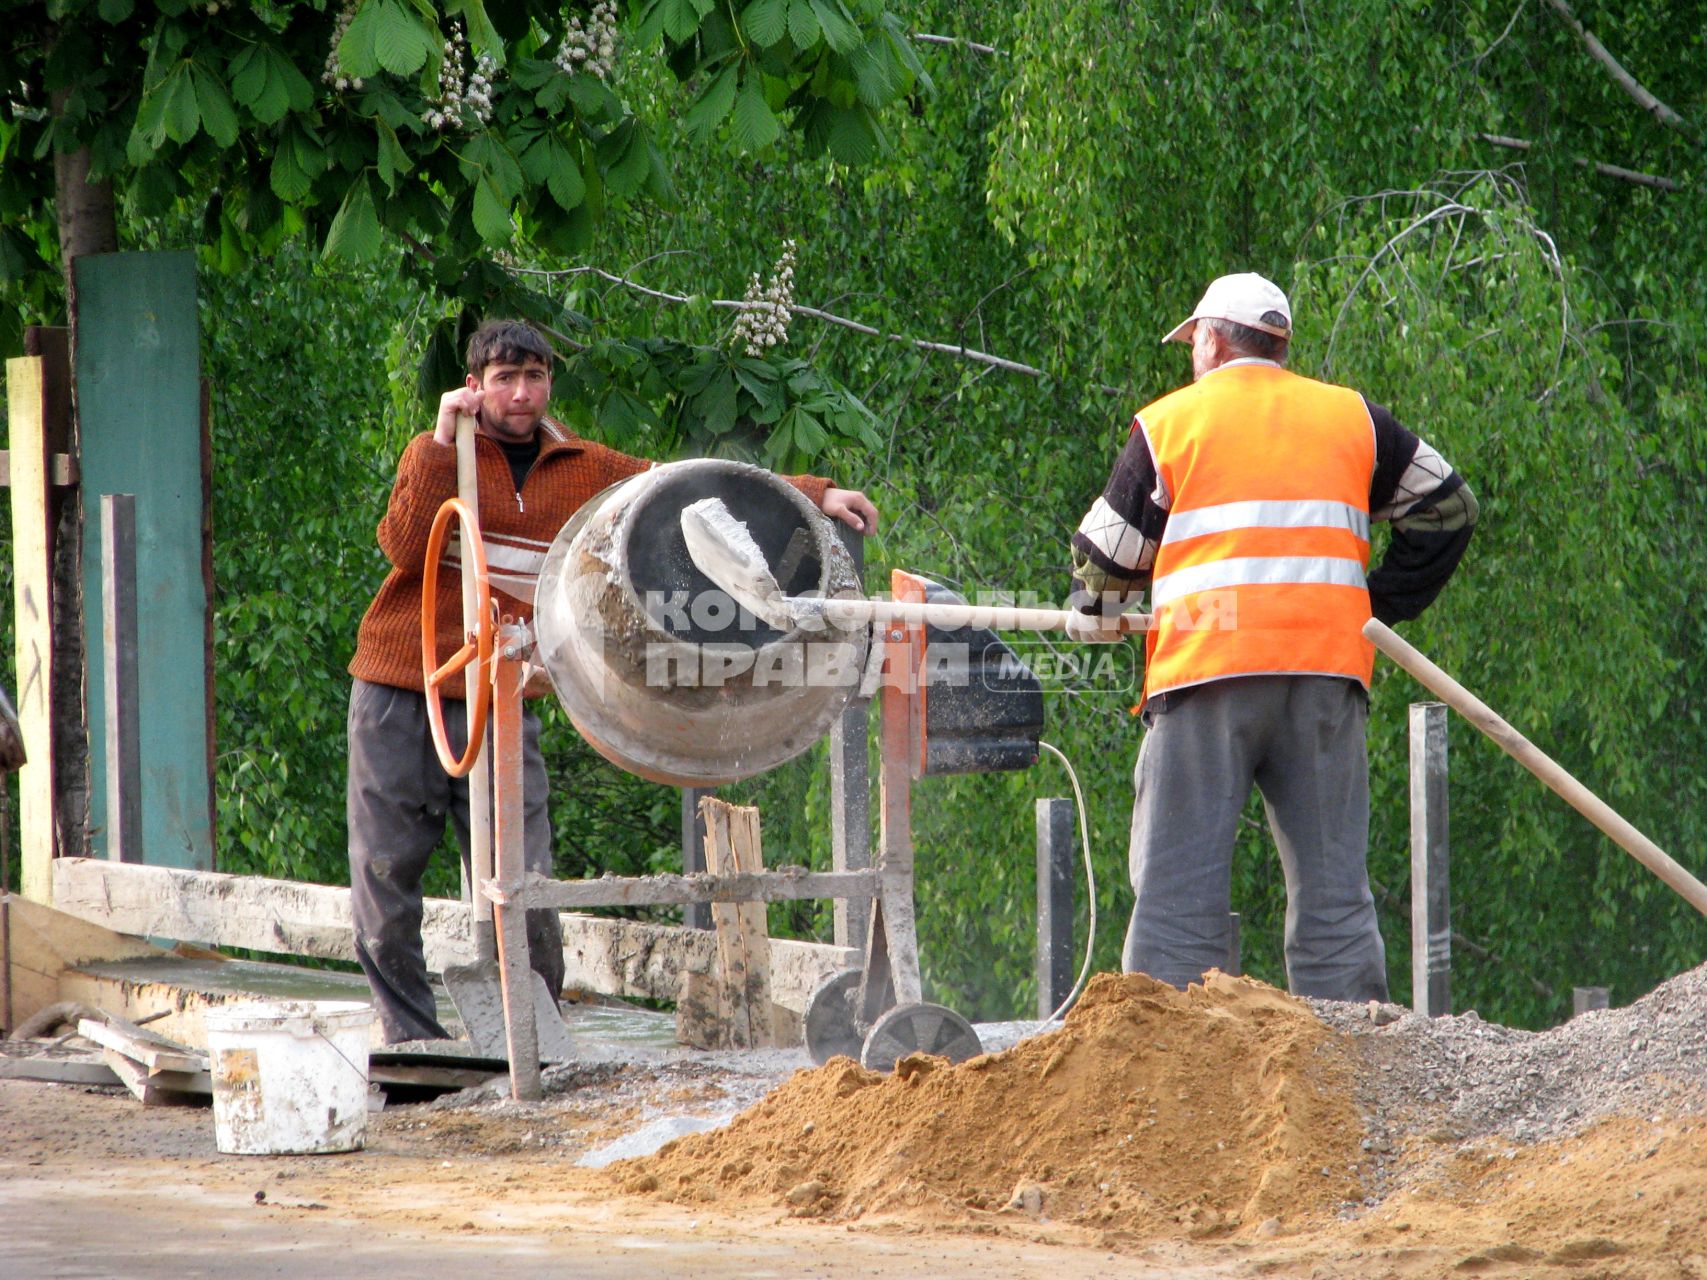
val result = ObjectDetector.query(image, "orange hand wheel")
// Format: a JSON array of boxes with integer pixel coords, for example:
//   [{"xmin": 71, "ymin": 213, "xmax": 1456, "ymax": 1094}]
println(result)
[{"xmin": 421, "ymin": 497, "xmax": 493, "ymax": 777}]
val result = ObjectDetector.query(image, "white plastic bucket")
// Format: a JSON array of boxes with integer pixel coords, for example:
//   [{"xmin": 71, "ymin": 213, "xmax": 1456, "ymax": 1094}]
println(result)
[{"xmin": 204, "ymin": 1000, "xmax": 374, "ymax": 1156}]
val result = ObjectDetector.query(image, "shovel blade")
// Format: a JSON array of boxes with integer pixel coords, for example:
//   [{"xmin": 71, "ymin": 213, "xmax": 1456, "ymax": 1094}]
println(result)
[
  {"xmin": 680, "ymin": 497, "xmax": 798, "ymax": 630},
  {"xmin": 443, "ymin": 960, "xmax": 576, "ymax": 1063}
]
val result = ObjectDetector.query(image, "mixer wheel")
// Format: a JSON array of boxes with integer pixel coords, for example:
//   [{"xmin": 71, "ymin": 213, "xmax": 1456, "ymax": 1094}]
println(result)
[
  {"xmin": 803, "ymin": 968, "xmax": 867, "ymax": 1066},
  {"xmin": 859, "ymin": 1002, "xmax": 982, "ymax": 1073}
]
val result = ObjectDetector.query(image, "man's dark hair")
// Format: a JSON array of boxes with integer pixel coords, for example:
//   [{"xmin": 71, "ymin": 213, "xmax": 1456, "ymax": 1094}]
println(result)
[
  {"xmin": 465, "ymin": 319, "xmax": 554, "ymax": 378},
  {"xmin": 1206, "ymin": 314, "xmax": 1289, "ymax": 362}
]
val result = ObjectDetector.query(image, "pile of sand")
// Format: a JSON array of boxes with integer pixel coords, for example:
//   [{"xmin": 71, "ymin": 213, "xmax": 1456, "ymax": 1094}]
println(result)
[{"xmin": 615, "ymin": 971, "xmax": 1368, "ymax": 1237}]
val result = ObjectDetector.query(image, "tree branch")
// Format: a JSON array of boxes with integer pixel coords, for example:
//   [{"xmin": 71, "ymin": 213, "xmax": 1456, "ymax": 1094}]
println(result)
[
  {"xmin": 514, "ymin": 263, "xmax": 1127, "ymax": 394},
  {"xmin": 1540, "ymin": 0, "xmax": 1689, "ymax": 133},
  {"xmin": 912, "ymin": 33, "xmax": 1001, "ymax": 56},
  {"xmin": 1477, "ymin": 132, "xmax": 1682, "ymax": 191}
]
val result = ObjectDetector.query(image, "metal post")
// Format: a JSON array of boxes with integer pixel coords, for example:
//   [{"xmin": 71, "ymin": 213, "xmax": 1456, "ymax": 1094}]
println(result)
[
  {"xmin": 1409, "ymin": 701, "xmax": 1451, "ymax": 1017},
  {"xmin": 1035, "ymin": 798, "xmax": 1075, "ymax": 1017},
  {"xmin": 101, "ymin": 494, "xmax": 142, "ymax": 864},
  {"xmin": 1225, "ymin": 912, "xmax": 1241, "ymax": 976},
  {"xmin": 680, "ymin": 787, "xmax": 712, "ymax": 930},
  {"xmin": 1573, "ymin": 986, "xmax": 1610, "ymax": 1016},
  {"xmin": 830, "ymin": 528, "xmax": 871, "ymax": 951}
]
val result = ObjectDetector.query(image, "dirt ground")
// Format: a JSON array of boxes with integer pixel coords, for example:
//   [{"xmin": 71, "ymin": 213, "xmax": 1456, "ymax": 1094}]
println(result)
[{"xmin": 6, "ymin": 972, "xmax": 1707, "ymax": 1279}]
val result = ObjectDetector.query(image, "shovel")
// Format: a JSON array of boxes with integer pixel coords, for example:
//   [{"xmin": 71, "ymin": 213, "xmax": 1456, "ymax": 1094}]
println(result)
[
  {"xmin": 440, "ymin": 413, "xmax": 575, "ymax": 1062},
  {"xmin": 680, "ymin": 497, "xmax": 1152, "ymax": 636}
]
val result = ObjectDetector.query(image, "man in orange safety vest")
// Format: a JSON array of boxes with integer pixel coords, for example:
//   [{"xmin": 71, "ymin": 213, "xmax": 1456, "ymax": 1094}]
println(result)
[{"xmin": 1070, "ymin": 273, "xmax": 1478, "ymax": 1001}]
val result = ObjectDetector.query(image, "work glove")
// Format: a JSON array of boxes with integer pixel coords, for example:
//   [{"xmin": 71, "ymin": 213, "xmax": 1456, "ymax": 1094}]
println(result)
[{"xmin": 1065, "ymin": 607, "xmax": 1126, "ymax": 645}]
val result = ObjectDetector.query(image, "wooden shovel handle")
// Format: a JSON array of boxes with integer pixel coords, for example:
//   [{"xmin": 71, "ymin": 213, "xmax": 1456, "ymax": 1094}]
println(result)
[{"xmin": 1364, "ymin": 618, "xmax": 1707, "ymax": 918}]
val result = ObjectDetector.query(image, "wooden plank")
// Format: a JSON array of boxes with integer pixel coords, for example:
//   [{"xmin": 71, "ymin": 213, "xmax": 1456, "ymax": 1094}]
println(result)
[
  {"xmin": 101, "ymin": 495, "xmax": 142, "ymax": 863},
  {"xmin": 2, "ymin": 894, "xmax": 168, "ymax": 1032},
  {"xmin": 77, "ymin": 1018, "xmax": 205, "ymax": 1075},
  {"xmin": 49, "ymin": 859, "xmax": 857, "ymax": 1013},
  {"xmin": 7, "ymin": 357, "xmax": 56, "ymax": 904},
  {"xmin": 703, "ymin": 798, "xmax": 777, "ymax": 1049},
  {"xmin": 0, "ymin": 452, "xmax": 80, "ymax": 487},
  {"xmin": 0, "ymin": 1052, "xmax": 120, "ymax": 1087},
  {"xmin": 101, "ymin": 1049, "xmax": 210, "ymax": 1106},
  {"xmin": 516, "ymin": 867, "xmax": 883, "ymax": 909}
]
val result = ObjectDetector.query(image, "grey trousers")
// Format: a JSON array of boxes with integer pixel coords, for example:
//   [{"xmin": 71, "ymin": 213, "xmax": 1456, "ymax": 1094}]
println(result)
[
  {"xmin": 1122, "ymin": 674, "xmax": 1389, "ymax": 1002},
  {"xmin": 347, "ymin": 678, "xmax": 564, "ymax": 1043}
]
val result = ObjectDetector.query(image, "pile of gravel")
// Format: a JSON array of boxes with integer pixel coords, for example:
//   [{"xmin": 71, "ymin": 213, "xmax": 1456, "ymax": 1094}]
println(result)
[{"xmin": 1309, "ymin": 959, "xmax": 1707, "ymax": 1148}]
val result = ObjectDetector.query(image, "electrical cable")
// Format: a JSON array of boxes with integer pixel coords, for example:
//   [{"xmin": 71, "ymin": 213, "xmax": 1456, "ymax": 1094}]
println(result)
[{"xmin": 1036, "ymin": 740, "xmax": 1097, "ymax": 1026}]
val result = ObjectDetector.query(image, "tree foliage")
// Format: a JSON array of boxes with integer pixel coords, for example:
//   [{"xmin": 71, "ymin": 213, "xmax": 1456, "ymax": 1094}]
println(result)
[{"xmin": 4, "ymin": 0, "xmax": 1706, "ymax": 1027}]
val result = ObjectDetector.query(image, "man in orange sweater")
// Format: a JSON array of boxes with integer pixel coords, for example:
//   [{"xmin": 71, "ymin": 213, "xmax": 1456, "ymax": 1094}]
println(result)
[{"xmin": 348, "ymin": 319, "xmax": 878, "ymax": 1043}]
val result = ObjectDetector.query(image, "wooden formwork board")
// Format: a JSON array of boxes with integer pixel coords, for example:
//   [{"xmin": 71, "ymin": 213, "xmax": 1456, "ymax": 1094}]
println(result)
[{"xmin": 51, "ymin": 858, "xmax": 857, "ymax": 1015}]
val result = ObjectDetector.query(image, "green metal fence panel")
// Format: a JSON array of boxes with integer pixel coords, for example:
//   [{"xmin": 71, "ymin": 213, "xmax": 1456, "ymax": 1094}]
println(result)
[{"xmin": 75, "ymin": 250, "xmax": 213, "ymax": 870}]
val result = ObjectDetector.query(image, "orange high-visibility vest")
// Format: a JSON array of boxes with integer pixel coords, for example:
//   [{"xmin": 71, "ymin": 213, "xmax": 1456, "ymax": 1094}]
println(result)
[{"xmin": 1139, "ymin": 360, "xmax": 1375, "ymax": 703}]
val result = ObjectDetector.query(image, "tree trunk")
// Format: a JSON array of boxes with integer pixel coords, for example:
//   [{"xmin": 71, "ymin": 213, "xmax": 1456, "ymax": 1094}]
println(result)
[{"xmin": 47, "ymin": 85, "xmax": 116, "ymax": 860}]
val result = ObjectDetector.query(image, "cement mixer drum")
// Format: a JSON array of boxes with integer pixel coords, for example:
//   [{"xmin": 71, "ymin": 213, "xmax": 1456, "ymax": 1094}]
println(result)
[{"xmin": 532, "ymin": 459, "xmax": 870, "ymax": 786}]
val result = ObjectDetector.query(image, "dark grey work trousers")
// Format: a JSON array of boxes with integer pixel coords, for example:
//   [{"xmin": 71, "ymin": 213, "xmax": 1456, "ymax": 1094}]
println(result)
[
  {"xmin": 347, "ymin": 678, "xmax": 564, "ymax": 1043},
  {"xmin": 1122, "ymin": 674, "xmax": 1389, "ymax": 1002}
]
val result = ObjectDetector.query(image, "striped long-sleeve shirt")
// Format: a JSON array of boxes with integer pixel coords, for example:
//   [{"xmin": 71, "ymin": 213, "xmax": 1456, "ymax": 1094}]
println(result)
[{"xmin": 1071, "ymin": 386, "xmax": 1478, "ymax": 625}]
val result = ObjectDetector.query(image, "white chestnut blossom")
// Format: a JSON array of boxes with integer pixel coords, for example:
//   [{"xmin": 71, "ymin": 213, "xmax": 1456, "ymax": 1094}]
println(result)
[
  {"xmin": 732, "ymin": 240, "xmax": 797, "ymax": 357},
  {"xmin": 424, "ymin": 21, "xmax": 495, "ymax": 131},
  {"xmin": 322, "ymin": 1, "xmax": 365, "ymax": 92},
  {"xmin": 555, "ymin": 2, "xmax": 620, "ymax": 82}
]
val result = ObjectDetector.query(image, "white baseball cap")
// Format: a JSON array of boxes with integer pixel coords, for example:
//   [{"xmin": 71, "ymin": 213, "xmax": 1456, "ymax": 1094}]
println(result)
[{"xmin": 1161, "ymin": 273, "xmax": 1292, "ymax": 344}]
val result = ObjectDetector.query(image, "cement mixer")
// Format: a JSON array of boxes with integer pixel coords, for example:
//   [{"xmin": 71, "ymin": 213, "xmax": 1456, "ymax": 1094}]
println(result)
[
  {"xmin": 531, "ymin": 458, "xmax": 873, "ymax": 787},
  {"xmin": 422, "ymin": 457, "xmax": 994, "ymax": 1099}
]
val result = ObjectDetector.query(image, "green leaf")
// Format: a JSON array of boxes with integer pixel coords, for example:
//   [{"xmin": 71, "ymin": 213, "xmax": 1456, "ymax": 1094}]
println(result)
[
  {"xmin": 323, "ymin": 175, "xmax": 382, "ymax": 261},
  {"xmin": 373, "ymin": 0, "xmax": 437, "ymax": 76},
  {"xmin": 0, "ymin": 227, "xmax": 46, "ymax": 282},
  {"xmin": 471, "ymin": 174, "xmax": 514, "ymax": 243},
  {"xmin": 98, "ymin": 0, "xmax": 133, "ymax": 20},
  {"xmin": 229, "ymin": 45, "xmax": 267, "ymax": 108},
  {"xmin": 809, "ymin": 0, "xmax": 861, "ymax": 53},
  {"xmin": 740, "ymin": 0, "xmax": 787, "ymax": 45},
  {"xmin": 160, "ymin": 64, "xmax": 201, "ymax": 144},
  {"xmin": 826, "ymin": 103, "xmax": 876, "ymax": 164},
  {"xmin": 374, "ymin": 119, "xmax": 413, "ymax": 192},
  {"xmin": 267, "ymin": 45, "xmax": 316, "ymax": 114},
  {"xmin": 128, "ymin": 77, "xmax": 169, "ymax": 160},
  {"xmin": 661, "ymin": 0, "xmax": 700, "ymax": 42},
  {"xmin": 786, "ymin": 0, "xmax": 821, "ymax": 49},
  {"xmin": 191, "ymin": 64, "xmax": 239, "ymax": 148},
  {"xmin": 730, "ymin": 73, "xmax": 780, "ymax": 152},
  {"xmin": 848, "ymin": 37, "xmax": 900, "ymax": 107},
  {"xmin": 462, "ymin": 131, "xmax": 524, "ymax": 201},
  {"xmin": 644, "ymin": 135, "xmax": 677, "ymax": 208},
  {"xmin": 269, "ymin": 143, "xmax": 310, "ymax": 200},
  {"xmin": 599, "ymin": 121, "xmax": 651, "ymax": 199},
  {"xmin": 792, "ymin": 408, "xmax": 830, "ymax": 454},
  {"xmin": 695, "ymin": 369, "xmax": 738, "ymax": 436},
  {"xmin": 566, "ymin": 74, "xmax": 620, "ymax": 122},
  {"xmin": 546, "ymin": 137, "xmax": 585, "ymax": 211},
  {"xmin": 681, "ymin": 63, "xmax": 738, "ymax": 141},
  {"xmin": 338, "ymin": 0, "xmax": 383, "ymax": 79}
]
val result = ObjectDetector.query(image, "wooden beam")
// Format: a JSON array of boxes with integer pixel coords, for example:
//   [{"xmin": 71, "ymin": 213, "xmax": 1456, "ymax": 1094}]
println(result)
[
  {"xmin": 49, "ymin": 859, "xmax": 857, "ymax": 1012},
  {"xmin": 0, "ymin": 452, "xmax": 80, "ymax": 488},
  {"xmin": 510, "ymin": 867, "xmax": 884, "ymax": 909},
  {"xmin": 7, "ymin": 357, "xmax": 57, "ymax": 903}
]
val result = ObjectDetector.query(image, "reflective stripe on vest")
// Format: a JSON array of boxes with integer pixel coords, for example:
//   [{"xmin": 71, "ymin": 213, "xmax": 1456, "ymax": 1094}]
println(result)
[{"xmin": 1138, "ymin": 363, "xmax": 1376, "ymax": 702}]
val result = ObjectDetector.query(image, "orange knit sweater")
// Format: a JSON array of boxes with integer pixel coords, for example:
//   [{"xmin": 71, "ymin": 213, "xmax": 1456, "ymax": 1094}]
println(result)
[{"xmin": 348, "ymin": 419, "xmax": 832, "ymax": 697}]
